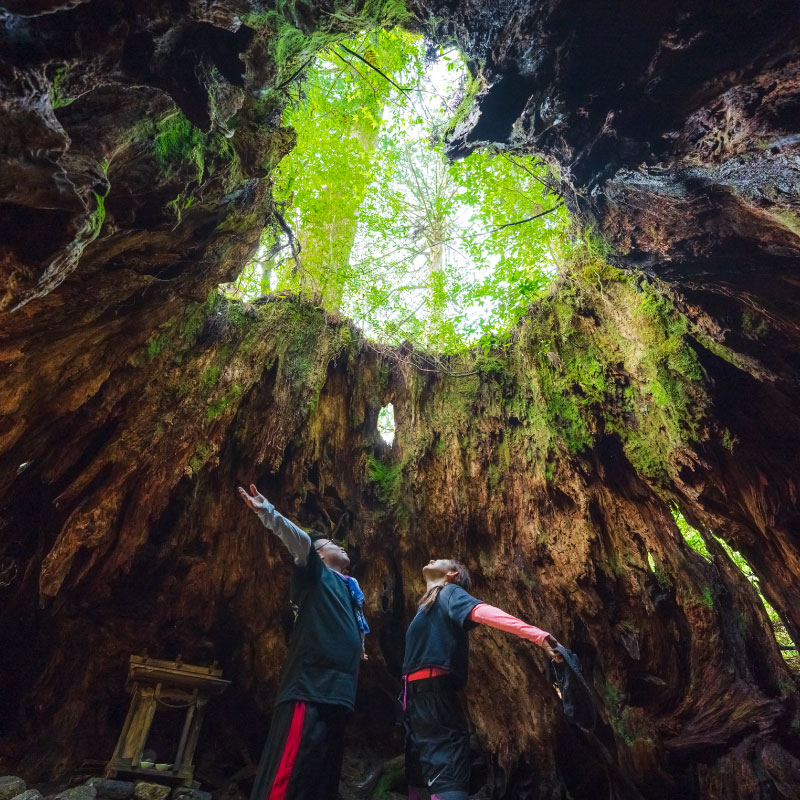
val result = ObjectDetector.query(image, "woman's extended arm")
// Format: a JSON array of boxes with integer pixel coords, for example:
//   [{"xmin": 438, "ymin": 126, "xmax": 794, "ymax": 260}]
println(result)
[
  {"xmin": 470, "ymin": 603, "xmax": 561, "ymax": 658},
  {"xmin": 238, "ymin": 484, "xmax": 311, "ymax": 566}
]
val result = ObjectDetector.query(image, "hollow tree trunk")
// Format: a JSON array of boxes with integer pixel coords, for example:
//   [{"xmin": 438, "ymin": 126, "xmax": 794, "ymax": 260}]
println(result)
[{"xmin": 0, "ymin": 2, "xmax": 799, "ymax": 799}]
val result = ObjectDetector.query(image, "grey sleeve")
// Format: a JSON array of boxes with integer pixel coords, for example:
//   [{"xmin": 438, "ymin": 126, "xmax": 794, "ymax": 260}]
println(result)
[{"xmin": 256, "ymin": 500, "xmax": 311, "ymax": 566}]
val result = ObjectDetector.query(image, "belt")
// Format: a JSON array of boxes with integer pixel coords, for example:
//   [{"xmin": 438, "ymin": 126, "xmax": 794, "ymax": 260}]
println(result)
[
  {"xmin": 406, "ymin": 666, "xmax": 450, "ymax": 682},
  {"xmin": 402, "ymin": 667, "xmax": 451, "ymax": 709}
]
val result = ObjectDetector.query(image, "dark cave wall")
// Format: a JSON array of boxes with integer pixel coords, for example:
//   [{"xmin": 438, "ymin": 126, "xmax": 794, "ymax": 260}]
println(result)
[
  {"xmin": 2, "ymin": 282, "xmax": 800, "ymax": 799},
  {"xmin": 0, "ymin": 1, "xmax": 799, "ymax": 799}
]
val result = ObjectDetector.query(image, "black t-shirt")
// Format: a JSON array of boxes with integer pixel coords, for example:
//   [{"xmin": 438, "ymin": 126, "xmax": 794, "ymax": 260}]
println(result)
[
  {"xmin": 275, "ymin": 544, "xmax": 363, "ymax": 710},
  {"xmin": 402, "ymin": 584, "xmax": 482, "ymax": 686}
]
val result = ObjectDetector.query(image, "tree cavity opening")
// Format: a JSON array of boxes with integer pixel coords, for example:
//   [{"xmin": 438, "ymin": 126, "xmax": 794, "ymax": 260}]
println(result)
[
  {"xmin": 220, "ymin": 27, "xmax": 568, "ymax": 354},
  {"xmin": 377, "ymin": 403, "xmax": 395, "ymax": 446},
  {"xmin": 673, "ymin": 505, "xmax": 798, "ymax": 662}
]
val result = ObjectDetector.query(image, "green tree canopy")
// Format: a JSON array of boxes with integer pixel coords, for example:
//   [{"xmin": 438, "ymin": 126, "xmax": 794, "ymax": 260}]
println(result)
[{"xmin": 223, "ymin": 30, "xmax": 570, "ymax": 353}]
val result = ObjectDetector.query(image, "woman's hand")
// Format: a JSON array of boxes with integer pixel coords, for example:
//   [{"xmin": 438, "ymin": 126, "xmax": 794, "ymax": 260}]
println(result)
[
  {"xmin": 238, "ymin": 483, "xmax": 269, "ymax": 513},
  {"xmin": 543, "ymin": 634, "xmax": 564, "ymax": 662}
]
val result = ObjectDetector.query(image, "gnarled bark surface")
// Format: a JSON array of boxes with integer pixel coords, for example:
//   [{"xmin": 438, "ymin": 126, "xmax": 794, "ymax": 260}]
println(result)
[
  {"xmin": 437, "ymin": 0, "xmax": 800, "ymax": 276},
  {"xmin": 1, "ymin": 2, "xmax": 799, "ymax": 799}
]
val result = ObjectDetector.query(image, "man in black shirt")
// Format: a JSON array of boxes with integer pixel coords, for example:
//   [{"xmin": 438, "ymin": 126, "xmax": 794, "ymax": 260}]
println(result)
[{"xmin": 238, "ymin": 484, "xmax": 366, "ymax": 800}]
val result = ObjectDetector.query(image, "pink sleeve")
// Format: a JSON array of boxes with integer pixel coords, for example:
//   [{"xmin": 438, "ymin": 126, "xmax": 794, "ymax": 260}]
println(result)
[{"xmin": 470, "ymin": 603, "xmax": 550, "ymax": 646}]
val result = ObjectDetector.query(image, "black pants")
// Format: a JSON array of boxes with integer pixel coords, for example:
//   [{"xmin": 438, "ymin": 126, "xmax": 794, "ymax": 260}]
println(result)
[
  {"xmin": 249, "ymin": 700, "xmax": 349, "ymax": 800},
  {"xmin": 404, "ymin": 676, "xmax": 470, "ymax": 800}
]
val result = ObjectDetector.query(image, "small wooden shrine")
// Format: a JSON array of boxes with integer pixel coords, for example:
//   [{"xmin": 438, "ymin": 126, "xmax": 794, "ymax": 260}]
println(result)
[{"xmin": 105, "ymin": 655, "xmax": 230, "ymax": 787}]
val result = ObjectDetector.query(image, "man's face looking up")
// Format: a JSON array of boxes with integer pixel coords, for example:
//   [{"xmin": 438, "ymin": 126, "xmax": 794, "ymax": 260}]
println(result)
[{"xmin": 314, "ymin": 538, "xmax": 351, "ymax": 572}]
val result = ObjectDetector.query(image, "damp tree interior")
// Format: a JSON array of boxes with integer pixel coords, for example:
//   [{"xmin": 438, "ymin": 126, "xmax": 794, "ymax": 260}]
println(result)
[{"xmin": 1, "ymin": 1, "xmax": 799, "ymax": 799}]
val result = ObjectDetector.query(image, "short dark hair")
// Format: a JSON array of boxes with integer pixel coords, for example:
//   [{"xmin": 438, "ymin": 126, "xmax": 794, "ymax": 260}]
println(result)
[{"xmin": 313, "ymin": 537, "xmax": 333, "ymax": 550}]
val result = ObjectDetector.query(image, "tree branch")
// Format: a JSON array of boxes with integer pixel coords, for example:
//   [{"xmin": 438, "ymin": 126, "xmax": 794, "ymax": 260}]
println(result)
[
  {"xmin": 338, "ymin": 44, "xmax": 410, "ymax": 99},
  {"xmin": 331, "ymin": 50, "xmax": 380, "ymax": 100},
  {"xmin": 501, "ymin": 152, "xmax": 563, "ymax": 198},
  {"xmin": 274, "ymin": 208, "xmax": 304, "ymax": 275},
  {"xmin": 487, "ymin": 202, "xmax": 564, "ymax": 233}
]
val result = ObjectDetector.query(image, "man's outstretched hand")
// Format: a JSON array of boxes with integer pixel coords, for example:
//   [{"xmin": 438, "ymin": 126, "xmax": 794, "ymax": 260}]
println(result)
[{"xmin": 238, "ymin": 483, "xmax": 269, "ymax": 513}]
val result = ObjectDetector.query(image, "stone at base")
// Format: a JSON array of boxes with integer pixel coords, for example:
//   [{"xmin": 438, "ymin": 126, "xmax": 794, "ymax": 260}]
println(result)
[
  {"xmin": 172, "ymin": 789, "xmax": 210, "ymax": 800},
  {"xmin": 0, "ymin": 778, "xmax": 26, "ymax": 800},
  {"xmin": 11, "ymin": 791, "xmax": 41, "ymax": 800},
  {"xmin": 133, "ymin": 785, "xmax": 169, "ymax": 800},
  {"xmin": 85, "ymin": 781, "xmax": 134, "ymax": 800},
  {"xmin": 55, "ymin": 787, "xmax": 97, "ymax": 800}
]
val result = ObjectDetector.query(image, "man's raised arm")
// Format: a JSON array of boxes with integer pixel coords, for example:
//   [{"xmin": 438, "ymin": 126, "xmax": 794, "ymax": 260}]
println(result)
[{"xmin": 238, "ymin": 483, "xmax": 311, "ymax": 566}]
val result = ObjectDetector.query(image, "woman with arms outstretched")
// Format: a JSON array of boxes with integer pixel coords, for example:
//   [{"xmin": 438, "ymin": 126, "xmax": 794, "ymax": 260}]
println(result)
[{"xmin": 403, "ymin": 558, "xmax": 561, "ymax": 800}]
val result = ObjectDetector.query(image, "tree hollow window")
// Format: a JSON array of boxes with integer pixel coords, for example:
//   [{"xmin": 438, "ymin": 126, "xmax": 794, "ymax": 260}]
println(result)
[{"xmin": 378, "ymin": 403, "xmax": 395, "ymax": 445}]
